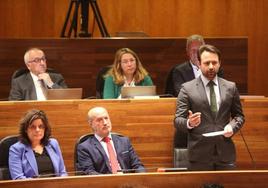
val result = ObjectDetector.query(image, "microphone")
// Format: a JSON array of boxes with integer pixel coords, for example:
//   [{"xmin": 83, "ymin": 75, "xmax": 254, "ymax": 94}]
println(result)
[
  {"xmin": 117, "ymin": 167, "xmax": 187, "ymax": 174},
  {"xmin": 117, "ymin": 168, "xmax": 146, "ymax": 174},
  {"xmin": 33, "ymin": 171, "xmax": 87, "ymax": 178},
  {"xmin": 117, "ymin": 167, "xmax": 164, "ymax": 174},
  {"xmin": 117, "ymin": 169, "xmax": 137, "ymax": 173},
  {"xmin": 156, "ymin": 167, "xmax": 187, "ymax": 172},
  {"xmin": 239, "ymin": 129, "xmax": 256, "ymax": 169}
]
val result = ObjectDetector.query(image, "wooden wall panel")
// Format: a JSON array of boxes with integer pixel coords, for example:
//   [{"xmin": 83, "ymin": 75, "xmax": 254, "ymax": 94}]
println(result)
[
  {"xmin": 247, "ymin": 1, "xmax": 268, "ymax": 98},
  {"xmin": 0, "ymin": 0, "xmax": 267, "ymax": 96},
  {"xmin": 0, "ymin": 0, "xmax": 250, "ymax": 37}
]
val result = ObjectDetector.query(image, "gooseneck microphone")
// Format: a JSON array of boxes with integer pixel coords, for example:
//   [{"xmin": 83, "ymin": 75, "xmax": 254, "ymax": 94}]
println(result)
[{"xmin": 239, "ymin": 129, "xmax": 256, "ymax": 169}]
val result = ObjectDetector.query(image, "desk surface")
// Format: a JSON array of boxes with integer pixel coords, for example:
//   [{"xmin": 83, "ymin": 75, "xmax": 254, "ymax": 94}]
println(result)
[
  {"xmin": 1, "ymin": 98, "xmax": 268, "ymax": 171},
  {"xmin": 1, "ymin": 170, "xmax": 268, "ymax": 188}
]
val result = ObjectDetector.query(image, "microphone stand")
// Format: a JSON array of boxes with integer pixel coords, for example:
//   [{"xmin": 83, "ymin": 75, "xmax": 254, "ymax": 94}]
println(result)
[{"xmin": 239, "ymin": 129, "xmax": 256, "ymax": 169}]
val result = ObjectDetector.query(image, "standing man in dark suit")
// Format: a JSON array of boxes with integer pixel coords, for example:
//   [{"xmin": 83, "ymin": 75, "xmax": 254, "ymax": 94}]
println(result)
[
  {"xmin": 9, "ymin": 48, "xmax": 67, "ymax": 100},
  {"xmin": 76, "ymin": 107, "xmax": 145, "ymax": 175},
  {"xmin": 174, "ymin": 44, "xmax": 245, "ymax": 171},
  {"xmin": 167, "ymin": 35, "xmax": 224, "ymax": 150}
]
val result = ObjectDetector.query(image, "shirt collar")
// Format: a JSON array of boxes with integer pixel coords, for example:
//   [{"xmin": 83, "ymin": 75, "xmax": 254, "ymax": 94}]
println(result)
[
  {"xmin": 30, "ymin": 72, "xmax": 39, "ymax": 82},
  {"xmin": 123, "ymin": 76, "xmax": 135, "ymax": 86},
  {"xmin": 190, "ymin": 61, "xmax": 199, "ymax": 71},
  {"xmin": 200, "ymin": 74, "xmax": 219, "ymax": 87},
  {"xmin": 95, "ymin": 133, "xmax": 112, "ymax": 142}
]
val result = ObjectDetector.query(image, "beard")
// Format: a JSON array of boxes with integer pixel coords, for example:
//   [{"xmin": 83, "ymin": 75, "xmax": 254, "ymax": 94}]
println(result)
[{"xmin": 204, "ymin": 70, "xmax": 217, "ymax": 80}]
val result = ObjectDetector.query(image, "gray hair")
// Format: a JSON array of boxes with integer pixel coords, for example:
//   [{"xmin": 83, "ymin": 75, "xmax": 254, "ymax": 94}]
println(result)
[
  {"xmin": 24, "ymin": 48, "xmax": 44, "ymax": 64},
  {"xmin": 186, "ymin": 34, "xmax": 205, "ymax": 50}
]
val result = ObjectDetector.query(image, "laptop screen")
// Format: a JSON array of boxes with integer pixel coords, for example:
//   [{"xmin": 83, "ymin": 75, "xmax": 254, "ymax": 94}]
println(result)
[
  {"xmin": 46, "ymin": 88, "xmax": 82, "ymax": 100},
  {"xmin": 120, "ymin": 86, "xmax": 156, "ymax": 99}
]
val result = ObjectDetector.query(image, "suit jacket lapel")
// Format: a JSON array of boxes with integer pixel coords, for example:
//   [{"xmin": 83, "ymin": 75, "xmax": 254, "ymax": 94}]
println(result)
[
  {"xmin": 45, "ymin": 144, "xmax": 58, "ymax": 175},
  {"xmin": 196, "ymin": 77, "xmax": 211, "ymax": 111},
  {"xmin": 217, "ymin": 78, "xmax": 227, "ymax": 115},
  {"xmin": 25, "ymin": 73, "xmax": 37, "ymax": 100},
  {"xmin": 187, "ymin": 61, "xmax": 196, "ymax": 80},
  {"xmin": 25, "ymin": 145, "xmax": 39, "ymax": 176},
  {"xmin": 111, "ymin": 135, "xmax": 126, "ymax": 169}
]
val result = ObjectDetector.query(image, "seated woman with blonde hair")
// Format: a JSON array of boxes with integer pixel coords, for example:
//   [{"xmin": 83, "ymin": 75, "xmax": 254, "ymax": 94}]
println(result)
[{"xmin": 103, "ymin": 48, "xmax": 153, "ymax": 99}]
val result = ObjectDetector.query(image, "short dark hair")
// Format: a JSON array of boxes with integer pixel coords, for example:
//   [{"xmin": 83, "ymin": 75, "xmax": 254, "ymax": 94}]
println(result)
[
  {"xmin": 198, "ymin": 44, "xmax": 221, "ymax": 62},
  {"xmin": 19, "ymin": 109, "xmax": 51, "ymax": 146}
]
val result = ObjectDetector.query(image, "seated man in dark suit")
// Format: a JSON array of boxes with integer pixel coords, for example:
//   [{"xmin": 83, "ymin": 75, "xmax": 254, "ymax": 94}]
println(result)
[
  {"xmin": 8, "ymin": 48, "xmax": 67, "ymax": 100},
  {"xmin": 76, "ymin": 107, "xmax": 145, "ymax": 175}
]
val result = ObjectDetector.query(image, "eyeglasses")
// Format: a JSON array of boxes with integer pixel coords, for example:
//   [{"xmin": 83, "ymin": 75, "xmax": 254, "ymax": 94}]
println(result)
[
  {"xmin": 28, "ymin": 124, "xmax": 45, "ymax": 130},
  {"xmin": 28, "ymin": 56, "xmax": 46, "ymax": 64},
  {"xmin": 121, "ymin": 58, "xmax": 136, "ymax": 64}
]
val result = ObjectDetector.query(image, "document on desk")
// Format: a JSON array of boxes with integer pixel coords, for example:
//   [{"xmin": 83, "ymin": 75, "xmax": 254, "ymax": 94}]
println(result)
[{"xmin": 202, "ymin": 130, "xmax": 226, "ymax": 137}]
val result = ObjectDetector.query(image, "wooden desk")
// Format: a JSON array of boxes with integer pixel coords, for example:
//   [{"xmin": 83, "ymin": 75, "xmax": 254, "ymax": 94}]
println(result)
[
  {"xmin": 1, "ymin": 98, "xmax": 268, "ymax": 171},
  {"xmin": 1, "ymin": 170, "xmax": 268, "ymax": 188}
]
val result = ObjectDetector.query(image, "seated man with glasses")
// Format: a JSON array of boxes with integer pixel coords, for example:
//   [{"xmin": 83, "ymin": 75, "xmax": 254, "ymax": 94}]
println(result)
[{"xmin": 9, "ymin": 48, "xmax": 67, "ymax": 100}]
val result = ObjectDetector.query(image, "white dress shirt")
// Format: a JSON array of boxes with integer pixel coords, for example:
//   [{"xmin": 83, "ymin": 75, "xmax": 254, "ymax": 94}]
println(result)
[
  {"xmin": 30, "ymin": 72, "xmax": 47, "ymax": 101},
  {"xmin": 190, "ymin": 61, "xmax": 201, "ymax": 78},
  {"xmin": 200, "ymin": 74, "xmax": 221, "ymax": 110}
]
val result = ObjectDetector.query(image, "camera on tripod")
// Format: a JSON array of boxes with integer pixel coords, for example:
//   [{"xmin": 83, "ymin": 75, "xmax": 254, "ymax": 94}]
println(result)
[{"xmin": 61, "ymin": 0, "xmax": 110, "ymax": 38}]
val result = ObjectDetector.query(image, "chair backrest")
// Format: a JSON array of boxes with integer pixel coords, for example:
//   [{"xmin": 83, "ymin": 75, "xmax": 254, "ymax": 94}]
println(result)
[
  {"xmin": 164, "ymin": 66, "xmax": 176, "ymax": 97},
  {"xmin": 12, "ymin": 68, "xmax": 58, "ymax": 79},
  {"xmin": 74, "ymin": 132, "xmax": 123, "ymax": 173},
  {"xmin": 0, "ymin": 135, "xmax": 18, "ymax": 180},
  {"xmin": 95, "ymin": 65, "xmax": 112, "ymax": 99},
  {"xmin": 11, "ymin": 68, "xmax": 29, "ymax": 79},
  {"xmin": 73, "ymin": 133, "xmax": 93, "ymax": 172},
  {"xmin": 173, "ymin": 148, "xmax": 189, "ymax": 169}
]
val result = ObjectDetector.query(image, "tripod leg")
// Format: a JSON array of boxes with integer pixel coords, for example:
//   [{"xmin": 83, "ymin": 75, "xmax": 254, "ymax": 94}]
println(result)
[
  {"xmin": 79, "ymin": 0, "xmax": 91, "ymax": 37},
  {"xmin": 90, "ymin": 0, "xmax": 110, "ymax": 37},
  {"xmin": 61, "ymin": 0, "xmax": 75, "ymax": 37},
  {"xmin": 68, "ymin": 0, "xmax": 80, "ymax": 37}
]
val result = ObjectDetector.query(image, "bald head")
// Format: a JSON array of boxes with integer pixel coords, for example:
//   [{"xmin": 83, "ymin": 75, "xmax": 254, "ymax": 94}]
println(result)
[
  {"xmin": 87, "ymin": 107, "xmax": 112, "ymax": 137},
  {"xmin": 88, "ymin": 107, "xmax": 107, "ymax": 123}
]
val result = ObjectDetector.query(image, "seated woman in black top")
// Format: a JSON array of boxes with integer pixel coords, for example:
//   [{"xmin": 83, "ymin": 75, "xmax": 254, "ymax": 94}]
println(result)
[{"xmin": 9, "ymin": 109, "xmax": 67, "ymax": 179}]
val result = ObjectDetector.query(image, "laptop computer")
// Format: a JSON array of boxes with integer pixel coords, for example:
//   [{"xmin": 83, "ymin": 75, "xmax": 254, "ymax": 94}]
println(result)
[
  {"xmin": 46, "ymin": 88, "xmax": 82, "ymax": 100},
  {"xmin": 120, "ymin": 86, "xmax": 157, "ymax": 99}
]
